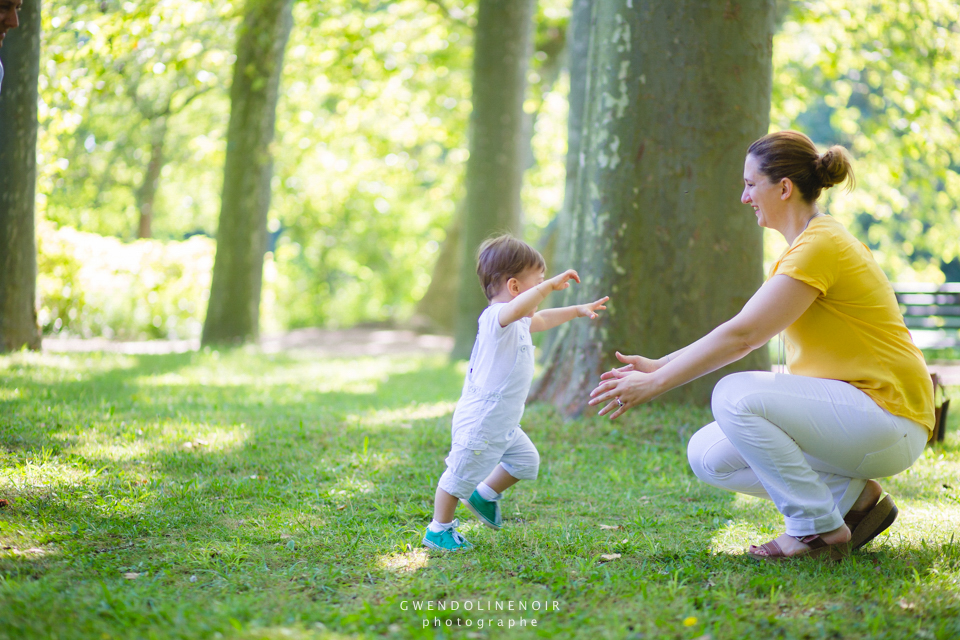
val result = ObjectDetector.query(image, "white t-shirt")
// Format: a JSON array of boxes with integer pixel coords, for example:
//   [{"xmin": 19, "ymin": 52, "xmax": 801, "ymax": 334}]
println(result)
[
  {"xmin": 0, "ymin": 59, "xmax": 4, "ymax": 95},
  {"xmin": 467, "ymin": 302, "xmax": 533, "ymax": 392},
  {"xmin": 451, "ymin": 302, "xmax": 536, "ymax": 438}
]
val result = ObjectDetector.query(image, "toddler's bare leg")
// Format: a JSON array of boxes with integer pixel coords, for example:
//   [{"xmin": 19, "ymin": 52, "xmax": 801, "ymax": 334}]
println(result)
[
  {"xmin": 483, "ymin": 464, "xmax": 520, "ymax": 494},
  {"xmin": 433, "ymin": 486, "xmax": 460, "ymax": 523}
]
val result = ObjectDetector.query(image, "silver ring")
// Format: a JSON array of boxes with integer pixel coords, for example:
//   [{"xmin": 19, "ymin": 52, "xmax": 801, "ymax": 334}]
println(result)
[{"xmin": 617, "ymin": 398, "xmax": 623, "ymax": 407}]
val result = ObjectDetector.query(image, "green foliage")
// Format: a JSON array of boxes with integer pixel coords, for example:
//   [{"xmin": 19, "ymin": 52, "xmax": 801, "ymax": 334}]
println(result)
[
  {"xmin": 771, "ymin": 0, "xmax": 960, "ymax": 281},
  {"xmin": 1, "ymin": 350, "xmax": 959, "ymax": 638},
  {"xmin": 38, "ymin": 0, "xmax": 236, "ymax": 239},
  {"xmin": 36, "ymin": 0, "xmax": 574, "ymax": 333},
  {"xmin": 35, "ymin": 222, "xmax": 221, "ymax": 339},
  {"xmin": 37, "ymin": 0, "xmax": 960, "ymax": 336},
  {"xmin": 268, "ymin": 0, "xmax": 475, "ymax": 328}
]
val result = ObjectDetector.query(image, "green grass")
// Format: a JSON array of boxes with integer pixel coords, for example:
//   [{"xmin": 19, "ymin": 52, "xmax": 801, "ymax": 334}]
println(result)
[{"xmin": 1, "ymin": 349, "xmax": 959, "ymax": 640}]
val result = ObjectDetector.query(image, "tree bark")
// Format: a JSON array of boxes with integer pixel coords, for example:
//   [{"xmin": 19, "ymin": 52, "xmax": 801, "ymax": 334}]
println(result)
[
  {"xmin": 136, "ymin": 117, "xmax": 167, "ymax": 239},
  {"xmin": 0, "ymin": 0, "xmax": 42, "ymax": 352},
  {"xmin": 553, "ymin": 0, "xmax": 593, "ymax": 273},
  {"xmin": 451, "ymin": 0, "xmax": 537, "ymax": 359},
  {"xmin": 533, "ymin": 0, "xmax": 774, "ymax": 413},
  {"xmin": 202, "ymin": 0, "xmax": 293, "ymax": 346},
  {"xmin": 537, "ymin": 0, "xmax": 593, "ymax": 359}
]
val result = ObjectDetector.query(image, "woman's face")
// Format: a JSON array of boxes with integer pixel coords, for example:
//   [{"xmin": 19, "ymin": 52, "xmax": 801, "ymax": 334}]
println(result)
[{"xmin": 741, "ymin": 154, "xmax": 782, "ymax": 229}]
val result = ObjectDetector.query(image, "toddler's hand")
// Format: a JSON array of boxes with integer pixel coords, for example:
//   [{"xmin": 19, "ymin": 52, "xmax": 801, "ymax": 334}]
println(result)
[
  {"xmin": 543, "ymin": 269, "xmax": 581, "ymax": 292},
  {"xmin": 577, "ymin": 296, "xmax": 609, "ymax": 319}
]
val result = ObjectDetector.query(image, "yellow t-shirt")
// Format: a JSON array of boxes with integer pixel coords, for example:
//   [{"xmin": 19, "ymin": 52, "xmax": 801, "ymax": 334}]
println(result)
[{"xmin": 770, "ymin": 215, "xmax": 935, "ymax": 436}]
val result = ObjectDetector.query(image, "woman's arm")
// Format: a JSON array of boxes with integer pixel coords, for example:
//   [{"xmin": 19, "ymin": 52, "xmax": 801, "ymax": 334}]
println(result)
[{"xmin": 589, "ymin": 275, "xmax": 820, "ymax": 418}]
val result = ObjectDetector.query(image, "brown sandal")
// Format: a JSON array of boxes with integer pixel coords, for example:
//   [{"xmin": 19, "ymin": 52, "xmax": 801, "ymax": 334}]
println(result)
[
  {"xmin": 746, "ymin": 534, "xmax": 850, "ymax": 562},
  {"xmin": 845, "ymin": 494, "xmax": 898, "ymax": 551}
]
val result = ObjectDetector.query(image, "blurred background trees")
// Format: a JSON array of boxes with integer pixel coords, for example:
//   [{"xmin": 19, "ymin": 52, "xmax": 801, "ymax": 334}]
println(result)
[{"xmin": 12, "ymin": 0, "xmax": 960, "ymax": 349}]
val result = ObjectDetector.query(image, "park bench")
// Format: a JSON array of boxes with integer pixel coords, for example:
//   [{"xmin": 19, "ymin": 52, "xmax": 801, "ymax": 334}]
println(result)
[
  {"xmin": 892, "ymin": 282, "xmax": 960, "ymax": 350},
  {"xmin": 892, "ymin": 282, "xmax": 958, "ymax": 442}
]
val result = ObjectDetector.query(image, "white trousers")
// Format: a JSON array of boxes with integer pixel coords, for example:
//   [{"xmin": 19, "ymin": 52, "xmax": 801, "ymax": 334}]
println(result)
[
  {"xmin": 687, "ymin": 371, "xmax": 928, "ymax": 536},
  {"xmin": 438, "ymin": 426, "xmax": 540, "ymax": 499}
]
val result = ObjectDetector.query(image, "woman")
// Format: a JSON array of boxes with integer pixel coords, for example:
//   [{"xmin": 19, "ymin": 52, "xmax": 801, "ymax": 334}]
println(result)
[{"xmin": 589, "ymin": 131, "xmax": 934, "ymax": 560}]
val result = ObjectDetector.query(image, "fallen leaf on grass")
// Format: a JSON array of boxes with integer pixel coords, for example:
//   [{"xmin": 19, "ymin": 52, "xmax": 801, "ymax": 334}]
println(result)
[
  {"xmin": 8, "ymin": 547, "xmax": 47, "ymax": 556},
  {"xmin": 123, "ymin": 573, "xmax": 140, "ymax": 579},
  {"xmin": 337, "ymin": 505, "xmax": 346, "ymax": 511},
  {"xmin": 599, "ymin": 524, "xmax": 623, "ymax": 531},
  {"xmin": 599, "ymin": 553, "xmax": 621, "ymax": 561}
]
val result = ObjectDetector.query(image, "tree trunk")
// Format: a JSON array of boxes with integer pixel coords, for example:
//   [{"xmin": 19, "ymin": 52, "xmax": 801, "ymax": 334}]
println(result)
[
  {"xmin": 537, "ymin": 0, "xmax": 593, "ymax": 359},
  {"xmin": 553, "ymin": 0, "xmax": 593, "ymax": 273},
  {"xmin": 451, "ymin": 0, "xmax": 537, "ymax": 359},
  {"xmin": 136, "ymin": 117, "xmax": 167, "ymax": 239},
  {"xmin": 533, "ymin": 0, "xmax": 774, "ymax": 413},
  {"xmin": 0, "ymin": 0, "xmax": 42, "ymax": 353},
  {"xmin": 202, "ymin": 0, "xmax": 293, "ymax": 346},
  {"xmin": 413, "ymin": 200, "xmax": 464, "ymax": 333}
]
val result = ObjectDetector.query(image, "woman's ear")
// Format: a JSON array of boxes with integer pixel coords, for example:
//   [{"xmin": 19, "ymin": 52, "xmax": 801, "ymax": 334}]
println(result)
[{"xmin": 780, "ymin": 177, "xmax": 794, "ymax": 200}]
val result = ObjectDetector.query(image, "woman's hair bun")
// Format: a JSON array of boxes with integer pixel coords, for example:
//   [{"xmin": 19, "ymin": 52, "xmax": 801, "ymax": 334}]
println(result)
[
  {"xmin": 814, "ymin": 146, "xmax": 855, "ymax": 191},
  {"xmin": 748, "ymin": 131, "xmax": 856, "ymax": 202}
]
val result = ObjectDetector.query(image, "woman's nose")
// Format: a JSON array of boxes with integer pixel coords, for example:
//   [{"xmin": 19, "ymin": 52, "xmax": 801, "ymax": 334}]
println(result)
[{"xmin": 741, "ymin": 189, "xmax": 750, "ymax": 204}]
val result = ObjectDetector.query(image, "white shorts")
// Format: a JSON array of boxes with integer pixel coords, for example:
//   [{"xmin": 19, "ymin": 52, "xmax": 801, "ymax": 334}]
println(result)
[{"xmin": 438, "ymin": 426, "xmax": 540, "ymax": 499}]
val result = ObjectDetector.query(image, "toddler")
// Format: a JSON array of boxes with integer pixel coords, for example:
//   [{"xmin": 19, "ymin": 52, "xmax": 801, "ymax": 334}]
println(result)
[{"xmin": 423, "ymin": 234, "xmax": 608, "ymax": 551}]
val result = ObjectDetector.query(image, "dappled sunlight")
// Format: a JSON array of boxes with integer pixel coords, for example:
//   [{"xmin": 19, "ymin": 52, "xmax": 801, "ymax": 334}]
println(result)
[
  {"xmin": 329, "ymin": 477, "xmax": 377, "ymax": 499},
  {"xmin": 707, "ymin": 494, "xmax": 780, "ymax": 554},
  {"xmin": 0, "ymin": 352, "xmax": 139, "ymax": 378},
  {"xmin": 377, "ymin": 548, "xmax": 430, "ymax": 573},
  {"xmin": 891, "ymin": 499, "xmax": 960, "ymax": 545},
  {"xmin": 68, "ymin": 424, "xmax": 250, "ymax": 463},
  {"xmin": 133, "ymin": 355, "xmax": 436, "ymax": 395},
  {"xmin": 355, "ymin": 400, "xmax": 457, "ymax": 428},
  {"xmin": 0, "ymin": 387, "xmax": 24, "ymax": 401},
  {"xmin": 0, "ymin": 447, "xmax": 100, "ymax": 492}
]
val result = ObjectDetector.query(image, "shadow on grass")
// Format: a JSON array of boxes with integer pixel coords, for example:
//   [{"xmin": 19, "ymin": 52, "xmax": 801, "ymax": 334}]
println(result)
[{"xmin": 5, "ymin": 350, "xmax": 960, "ymax": 639}]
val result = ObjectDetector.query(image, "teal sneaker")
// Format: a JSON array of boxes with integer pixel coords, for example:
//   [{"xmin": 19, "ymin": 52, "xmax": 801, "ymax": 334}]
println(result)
[
  {"xmin": 461, "ymin": 490, "xmax": 502, "ymax": 530},
  {"xmin": 422, "ymin": 520, "xmax": 473, "ymax": 552}
]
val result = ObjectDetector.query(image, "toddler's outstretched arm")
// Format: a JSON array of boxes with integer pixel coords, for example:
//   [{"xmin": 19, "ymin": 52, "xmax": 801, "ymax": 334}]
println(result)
[
  {"xmin": 530, "ymin": 296, "xmax": 609, "ymax": 333},
  {"xmin": 498, "ymin": 269, "xmax": 581, "ymax": 327}
]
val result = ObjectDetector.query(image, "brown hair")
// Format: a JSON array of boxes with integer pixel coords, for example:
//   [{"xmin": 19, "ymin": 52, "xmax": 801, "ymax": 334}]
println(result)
[
  {"xmin": 747, "ymin": 130, "xmax": 856, "ymax": 203},
  {"xmin": 476, "ymin": 234, "xmax": 545, "ymax": 301}
]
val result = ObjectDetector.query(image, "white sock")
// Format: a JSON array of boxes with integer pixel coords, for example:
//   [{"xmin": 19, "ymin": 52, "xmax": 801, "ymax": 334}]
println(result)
[
  {"xmin": 477, "ymin": 482, "xmax": 500, "ymax": 501},
  {"xmin": 428, "ymin": 519, "xmax": 455, "ymax": 533}
]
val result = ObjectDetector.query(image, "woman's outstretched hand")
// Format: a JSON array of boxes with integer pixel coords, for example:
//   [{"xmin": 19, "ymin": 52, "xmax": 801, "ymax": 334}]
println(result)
[
  {"xmin": 600, "ymin": 351, "xmax": 663, "ymax": 378},
  {"xmin": 589, "ymin": 352, "xmax": 665, "ymax": 419}
]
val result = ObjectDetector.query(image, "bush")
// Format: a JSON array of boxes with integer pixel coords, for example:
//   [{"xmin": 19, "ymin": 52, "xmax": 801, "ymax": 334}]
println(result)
[{"xmin": 36, "ymin": 223, "xmax": 216, "ymax": 340}]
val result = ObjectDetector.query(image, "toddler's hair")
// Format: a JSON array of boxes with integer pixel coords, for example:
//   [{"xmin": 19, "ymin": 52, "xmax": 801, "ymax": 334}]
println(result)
[{"xmin": 476, "ymin": 234, "xmax": 545, "ymax": 301}]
